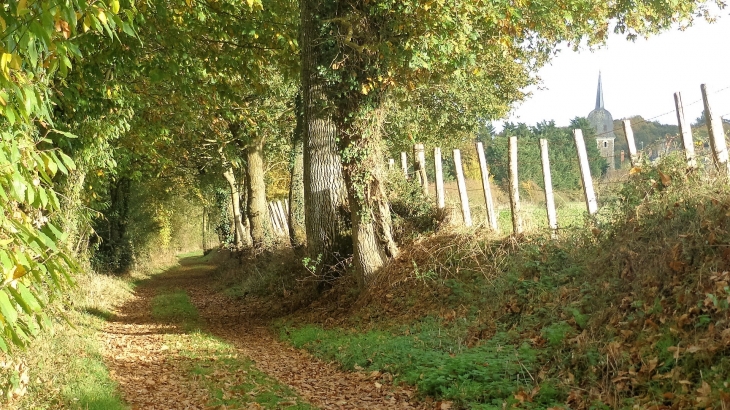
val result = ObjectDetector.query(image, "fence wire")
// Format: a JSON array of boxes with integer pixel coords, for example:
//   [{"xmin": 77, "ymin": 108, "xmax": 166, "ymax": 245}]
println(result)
[{"xmin": 388, "ymin": 84, "xmax": 730, "ymax": 234}]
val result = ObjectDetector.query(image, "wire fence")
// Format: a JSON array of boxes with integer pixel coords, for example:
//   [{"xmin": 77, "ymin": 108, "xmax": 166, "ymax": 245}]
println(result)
[{"xmin": 387, "ymin": 83, "xmax": 730, "ymax": 236}]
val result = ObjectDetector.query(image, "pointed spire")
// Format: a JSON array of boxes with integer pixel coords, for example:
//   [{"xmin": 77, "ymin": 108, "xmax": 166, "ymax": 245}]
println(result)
[{"xmin": 595, "ymin": 71, "xmax": 604, "ymax": 110}]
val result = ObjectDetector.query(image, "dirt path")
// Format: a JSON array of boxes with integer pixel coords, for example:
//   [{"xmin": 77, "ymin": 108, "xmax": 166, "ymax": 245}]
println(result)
[{"xmin": 101, "ymin": 256, "xmax": 433, "ymax": 409}]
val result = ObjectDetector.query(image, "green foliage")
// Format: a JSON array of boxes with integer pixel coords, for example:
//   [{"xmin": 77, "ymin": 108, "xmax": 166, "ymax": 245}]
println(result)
[
  {"xmin": 0, "ymin": 0, "xmax": 137, "ymax": 352},
  {"xmin": 613, "ymin": 116, "xmax": 679, "ymax": 161},
  {"xmin": 541, "ymin": 322, "xmax": 575, "ymax": 347},
  {"xmin": 214, "ymin": 188, "xmax": 234, "ymax": 247},
  {"xmin": 282, "ymin": 323, "xmax": 541, "ymax": 406},
  {"xmin": 486, "ymin": 119, "xmax": 607, "ymax": 191},
  {"xmin": 387, "ymin": 172, "xmax": 440, "ymax": 239},
  {"xmin": 0, "ymin": 130, "xmax": 78, "ymax": 350}
]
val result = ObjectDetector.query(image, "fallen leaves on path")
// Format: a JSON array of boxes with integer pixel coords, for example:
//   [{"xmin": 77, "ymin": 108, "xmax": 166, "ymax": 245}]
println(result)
[
  {"xmin": 100, "ymin": 257, "xmax": 436, "ymax": 409},
  {"xmin": 101, "ymin": 281, "xmax": 212, "ymax": 409},
  {"xmin": 187, "ymin": 275, "xmax": 435, "ymax": 409}
]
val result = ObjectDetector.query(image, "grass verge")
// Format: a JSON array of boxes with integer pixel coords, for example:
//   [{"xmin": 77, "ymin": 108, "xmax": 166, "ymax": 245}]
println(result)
[
  {"xmin": 280, "ymin": 322, "xmax": 548, "ymax": 408},
  {"xmin": 2, "ymin": 271, "xmax": 133, "ymax": 409},
  {"xmin": 153, "ymin": 287, "xmax": 314, "ymax": 409}
]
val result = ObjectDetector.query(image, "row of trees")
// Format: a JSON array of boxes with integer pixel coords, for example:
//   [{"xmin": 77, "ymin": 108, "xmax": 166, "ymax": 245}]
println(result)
[
  {"xmin": 483, "ymin": 119, "xmax": 607, "ymax": 190},
  {"xmin": 0, "ymin": 0, "xmax": 723, "ymax": 350}
]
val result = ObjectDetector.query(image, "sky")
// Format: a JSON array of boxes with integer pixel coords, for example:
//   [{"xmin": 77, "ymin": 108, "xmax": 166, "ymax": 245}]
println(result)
[{"xmin": 495, "ymin": 13, "xmax": 730, "ymax": 130}]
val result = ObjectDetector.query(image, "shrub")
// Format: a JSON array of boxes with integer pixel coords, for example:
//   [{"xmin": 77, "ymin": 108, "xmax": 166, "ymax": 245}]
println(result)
[{"xmin": 386, "ymin": 171, "xmax": 440, "ymax": 240}]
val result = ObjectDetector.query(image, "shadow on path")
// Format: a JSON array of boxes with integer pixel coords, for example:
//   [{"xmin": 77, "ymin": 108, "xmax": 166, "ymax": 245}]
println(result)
[{"xmin": 101, "ymin": 254, "xmax": 433, "ymax": 410}]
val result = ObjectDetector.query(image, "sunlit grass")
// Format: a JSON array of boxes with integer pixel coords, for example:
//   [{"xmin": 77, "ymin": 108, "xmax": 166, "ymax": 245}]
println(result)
[
  {"xmin": 165, "ymin": 331, "xmax": 314, "ymax": 409},
  {"xmin": 6, "ymin": 272, "xmax": 133, "ymax": 409},
  {"xmin": 151, "ymin": 289, "xmax": 200, "ymax": 331}
]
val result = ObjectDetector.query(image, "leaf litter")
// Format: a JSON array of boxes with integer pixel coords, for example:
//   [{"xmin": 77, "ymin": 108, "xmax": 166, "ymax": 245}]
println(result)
[{"xmin": 100, "ymin": 257, "xmax": 435, "ymax": 409}]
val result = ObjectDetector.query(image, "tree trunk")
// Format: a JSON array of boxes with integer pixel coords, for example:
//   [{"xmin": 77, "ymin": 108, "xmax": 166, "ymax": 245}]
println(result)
[
  {"xmin": 288, "ymin": 95, "xmax": 307, "ymax": 248},
  {"xmin": 245, "ymin": 135, "xmax": 272, "ymax": 249},
  {"xmin": 239, "ymin": 175, "xmax": 251, "ymax": 245},
  {"xmin": 223, "ymin": 167, "xmax": 251, "ymax": 249},
  {"xmin": 300, "ymin": 0, "xmax": 351, "ymax": 270},
  {"xmin": 340, "ymin": 106, "xmax": 398, "ymax": 284},
  {"xmin": 97, "ymin": 176, "xmax": 132, "ymax": 273}
]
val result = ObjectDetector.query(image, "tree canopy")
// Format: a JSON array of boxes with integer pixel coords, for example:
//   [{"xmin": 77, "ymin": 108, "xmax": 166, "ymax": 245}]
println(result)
[{"xmin": 0, "ymin": 0, "xmax": 723, "ymax": 349}]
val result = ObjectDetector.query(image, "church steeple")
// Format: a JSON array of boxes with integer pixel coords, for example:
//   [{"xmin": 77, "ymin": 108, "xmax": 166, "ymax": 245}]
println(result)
[
  {"xmin": 587, "ymin": 70, "xmax": 615, "ymax": 170},
  {"xmin": 595, "ymin": 71, "xmax": 604, "ymax": 110}
]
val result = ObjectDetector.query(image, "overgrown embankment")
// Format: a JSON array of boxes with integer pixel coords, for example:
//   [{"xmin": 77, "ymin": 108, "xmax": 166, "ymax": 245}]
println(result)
[{"xmin": 274, "ymin": 156, "xmax": 730, "ymax": 408}]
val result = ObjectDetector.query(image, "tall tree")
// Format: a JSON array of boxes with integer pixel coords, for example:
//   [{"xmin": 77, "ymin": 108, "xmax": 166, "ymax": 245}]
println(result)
[
  {"xmin": 299, "ymin": 0, "xmax": 719, "ymax": 283},
  {"xmin": 300, "ymin": 0, "xmax": 352, "ymax": 274}
]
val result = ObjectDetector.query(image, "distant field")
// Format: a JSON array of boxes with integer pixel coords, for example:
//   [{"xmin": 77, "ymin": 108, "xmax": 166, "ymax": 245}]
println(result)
[{"xmin": 433, "ymin": 179, "xmax": 588, "ymax": 234}]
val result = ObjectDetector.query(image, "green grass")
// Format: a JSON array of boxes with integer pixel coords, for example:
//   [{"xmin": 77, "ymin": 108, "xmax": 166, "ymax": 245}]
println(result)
[
  {"xmin": 166, "ymin": 331, "xmax": 314, "ymax": 409},
  {"xmin": 495, "ymin": 201, "xmax": 586, "ymax": 233},
  {"xmin": 178, "ymin": 249, "xmax": 205, "ymax": 259},
  {"xmin": 7, "ymin": 272, "xmax": 132, "ymax": 409},
  {"xmin": 60, "ymin": 348, "xmax": 128, "ymax": 410},
  {"xmin": 151, "ymin": 289, "xmax": 200, "ymax": 330},
  {"xmin": 280, "ymin": 321, "xmax": 563, "ymax": 408}
]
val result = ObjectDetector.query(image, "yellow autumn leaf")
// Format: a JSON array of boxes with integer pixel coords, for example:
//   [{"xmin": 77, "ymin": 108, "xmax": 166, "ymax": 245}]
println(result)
[
  {"xmin": 246, "ymin": 0, "xmax": 254, "ymax": 9},
  {"xmin": 111, "ymin": 0, "xmax": 120, "ymax": 14},
  {"xmin": 9, "ymin": 54, "xmax": 21, "ymax": 70},
  {"xmin": 629, "ymin": 166, "xmax": 641, "ymax": 175},
  {"xmin": 17, "ymin": 0, "xmax": 28, "ymax": 16},
  {"xmin": 83, "ymin": 14, "xmax": 92, "ymax": 32},
  {"xmin": 98, "ymin": 10, "xmax": 107, "ymax": 25},
  {"xmin": 12, "ymin": 264, "xmax": 26, "ymax": 280},
  {"xmin": 0, "ymin": 53, "xmax": 12, "ymax": 79},
  {"xmin": 0, "ymin": 16, "xmax": 6, "ymax": 32}
]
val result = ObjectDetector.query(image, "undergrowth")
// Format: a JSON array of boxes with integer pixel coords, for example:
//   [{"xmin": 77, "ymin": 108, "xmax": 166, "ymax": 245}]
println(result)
[
  {"xmin": 280, "ymin": 154, "xmax": 730, "ymax": 409},
  {"xmin": 213, "ymin": 248, "xmax": 321, "ymax": 316},
  {"xmin": 387, "ymin": 173, "xmax": 441, "ymax": 241}
]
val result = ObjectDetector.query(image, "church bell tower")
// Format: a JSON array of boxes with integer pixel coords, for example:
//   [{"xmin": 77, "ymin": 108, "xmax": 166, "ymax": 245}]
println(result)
[{"xmin": 586, "ymin": 72, "xmax": 616, "ymax": 170}]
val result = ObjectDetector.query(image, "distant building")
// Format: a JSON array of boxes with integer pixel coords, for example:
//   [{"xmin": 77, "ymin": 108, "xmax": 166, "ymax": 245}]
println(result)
[{"xmin": 587, "ymin": 72, "xmax": 615, "ymax": 170}]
